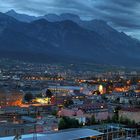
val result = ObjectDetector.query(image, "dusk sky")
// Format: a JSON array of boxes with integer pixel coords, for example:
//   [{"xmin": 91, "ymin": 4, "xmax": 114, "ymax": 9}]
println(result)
[{"xmin": 0, "ymin": 0, "xmax": 140, "ymax": 39}]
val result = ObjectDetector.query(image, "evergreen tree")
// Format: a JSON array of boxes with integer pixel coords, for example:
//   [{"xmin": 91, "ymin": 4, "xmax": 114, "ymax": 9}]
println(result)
[{"xmin": 24, "ymin": 93, "xmax": 33, "ymax": 102}]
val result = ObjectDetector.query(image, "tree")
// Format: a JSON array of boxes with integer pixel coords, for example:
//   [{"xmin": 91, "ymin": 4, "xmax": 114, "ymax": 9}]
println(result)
[
  {"xmin": 58, "ymin": 117, "xmax": 80, "ymax": 130},
  {"xmin": 59, "ymin": 118, "xmax": 66, "ymax": 130},
  {"xmin": 118, "ymin": 116, "xmax": 136, "ymax": 125},
  {"xmin": 114, "ymin": 106, "xmax": 121, "ymax": 120},
  {"xmin": 101, "ymin": 94, "xmax": 107, "ymax": 100},
  {"xmin": 45, "ymin": 89, "xmax": 53, "ymax": 98},
  {"xmin": 107, "ymin": 116, "xmax": 111, "ymax": 123},
  {"xmin": 51, "ymin": 109, "xmax": 57, "ymax": 116},
  {"xmin": 90, "ymin": 115, "xmax": 96, "ymax": 125},
  {"xmin": 131, "ymin": 120, "xmax": 135, "ymax": 125},
  {"xmin": 36, "ymin": 93, "xmax": 42, "ymax": 98},
  {"xmin": 24, "ymin": 93, "xmax": 33, "ymax": 102},
  {"xmin": 70, "ymin": 118, "xmax": 79, "ymax": 128},
  {"xmin": 64, "ymin": 99, "xmax": 74, "ymax": 107},
  {"xmin": 119, "ymin": 116, "xmax": 124, "ymax": 123},
  {"xmin": 112, "ymin": 114, "xmax": 118, "ymax": 123}
]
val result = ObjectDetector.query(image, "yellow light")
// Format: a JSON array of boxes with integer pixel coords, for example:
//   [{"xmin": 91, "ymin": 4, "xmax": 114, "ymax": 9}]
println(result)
[
  {"xmin": 35, "ymin": 97, "xmax": 51, "ymax": 104},
  {"xmin": 54, "ymin": 128, "xmax": 58, "ymax": 131},
  {"xmin": 99, "ymin": 85, "xmax": 103, "ymax": 94}
]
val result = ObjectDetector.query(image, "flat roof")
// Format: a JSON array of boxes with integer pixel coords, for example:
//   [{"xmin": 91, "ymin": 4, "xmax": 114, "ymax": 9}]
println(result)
[
  {"xmin": 48, "ymin": 86, "xmax": 82, "ymax": 90},
  {"xmin": 0, "ymin": 134, "xmax": 44, "ymax": 140},
  {"xmin": 0, "ymin": 128, "xmax": 103, "ymax": 140},
  {"xmin": 24, "ymin": 128, "xmax": 103, "ymax": 140}
]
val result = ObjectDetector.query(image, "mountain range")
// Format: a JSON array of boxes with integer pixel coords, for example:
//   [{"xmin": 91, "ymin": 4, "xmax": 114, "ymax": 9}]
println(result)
[{"xmin": 0, "ymin": 10, "xmax": 139, "ymax": 66}]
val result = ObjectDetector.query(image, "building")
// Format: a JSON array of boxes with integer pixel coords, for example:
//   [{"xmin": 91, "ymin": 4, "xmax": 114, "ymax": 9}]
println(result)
[
  {"xmin": 0, "ymin": 88, "xmax": 24, "ymax": 107},
  {"xmin": 0, "ymin": 123, "xmax": 42, "ymax": 137},
  {"xmin": 48, "ymin": 86, "xmax": 84, "ymax": 96},
  {"xmin": 119, "ymin": 108, "xmax": 140, "ymax": 123},
  {"xmin": 58, "ymin": 108, "xmax": 86, "ymax": 124}
]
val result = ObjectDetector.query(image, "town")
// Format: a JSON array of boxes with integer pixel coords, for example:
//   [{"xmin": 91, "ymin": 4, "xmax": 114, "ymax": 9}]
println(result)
[
  {"xmin": 0, "ymin": 0, "xmax": 140, "ymax": 139},
  {"xmin": 0, "ymin": 60, "xmax": 139, "ymax": 140}
]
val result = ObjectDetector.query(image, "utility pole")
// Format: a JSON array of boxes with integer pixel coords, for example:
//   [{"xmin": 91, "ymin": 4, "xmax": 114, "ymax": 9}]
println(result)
[
  {"xmin": 33, "ymin": 123, "xmax": 37, "ymax": 140},
  {"xmin": 13, "ymin": 133, "xmax": 21, "ymax": 140},
  {"xmin": 33, "ymin": 107, "xmax": 38, "ymax": 140}
]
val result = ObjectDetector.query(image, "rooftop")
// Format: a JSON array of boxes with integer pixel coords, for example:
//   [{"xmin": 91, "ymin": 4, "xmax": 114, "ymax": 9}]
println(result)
[
  {"xmin": 48, "ymin": 86, "xmax": 83, "ymax": 90},
  {"xmin": 0, "ymin": 128, "xmax": 103, "ymax": 140}
]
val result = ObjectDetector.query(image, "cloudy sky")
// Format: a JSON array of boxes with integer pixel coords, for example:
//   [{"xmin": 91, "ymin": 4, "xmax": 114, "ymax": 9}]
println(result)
[{"xmin": 0, "ymin": 0, "xmax": 140, "ymax": 39}]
